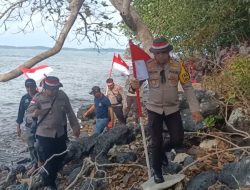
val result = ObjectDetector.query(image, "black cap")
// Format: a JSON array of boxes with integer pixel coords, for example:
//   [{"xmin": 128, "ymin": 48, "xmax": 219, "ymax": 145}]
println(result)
[
  {"xmin": 89, "ymin": 86, "xmax": 101, "ymax": 95},
  {"xmin": 25, "ymin": 79, "xmax": 36, "ymax": 88}
]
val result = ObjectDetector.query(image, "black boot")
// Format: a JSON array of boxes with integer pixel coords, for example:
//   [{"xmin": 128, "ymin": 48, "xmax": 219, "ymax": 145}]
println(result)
[{"xmin": 154, "ymin": 172, "xmax": 164, "ymax": 184}]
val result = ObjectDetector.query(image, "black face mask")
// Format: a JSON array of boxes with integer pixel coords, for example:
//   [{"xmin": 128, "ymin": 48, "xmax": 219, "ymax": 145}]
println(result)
[{"xmin": 160, "ymin": 70, "xmax": 166, "ymax": 83}]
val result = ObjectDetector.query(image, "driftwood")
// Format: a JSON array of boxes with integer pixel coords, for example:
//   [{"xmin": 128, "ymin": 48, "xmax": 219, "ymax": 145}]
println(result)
[{"xmin": 29, "ymin": 126, "xmax": 138, "ymax": 189}]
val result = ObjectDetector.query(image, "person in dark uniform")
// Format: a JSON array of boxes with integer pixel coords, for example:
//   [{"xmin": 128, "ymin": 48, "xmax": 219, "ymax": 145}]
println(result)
[
  {"xmin": 145, "ymin": 37, "xmax": 203, "ymax": 183},
  {"xmin": 27, "ymin": 76, "xmax": 80, "ymax": 189},
  {"xmin": 16, "ymin": 78, "xmax": 38, "ymax": 176}
]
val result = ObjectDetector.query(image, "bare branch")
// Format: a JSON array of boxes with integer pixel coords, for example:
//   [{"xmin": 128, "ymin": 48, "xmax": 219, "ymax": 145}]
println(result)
[{"xmin": 0, "ymin": 0, "xmax": 85, "ymax": 82}]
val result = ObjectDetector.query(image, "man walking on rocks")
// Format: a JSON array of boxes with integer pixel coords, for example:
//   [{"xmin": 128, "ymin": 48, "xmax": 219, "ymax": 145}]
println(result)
[
  {"xmin": 106, "ymin": 78, "xmax": 127, "ymax": 125},
  {"xmin": 16, "ymin": 78, "xmax": 38, "ymax": 176},
  {"xmin": 145, "ymin": 37, "xmax": 203, "ymax": 183},
  {"xmin": 84, "ymin": 86, "xmax": 114, "ymax": 135},
  {"xmin": 27, "ymin": 76, "xmax": 80, "ymax": 189}
]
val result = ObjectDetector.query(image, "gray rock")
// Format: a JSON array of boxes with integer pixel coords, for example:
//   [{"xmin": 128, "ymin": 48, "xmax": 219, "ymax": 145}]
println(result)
[
  {"xmin": 91, "ymin": 127, "xmax": 136, "ymax": 164},
  {"xmin": 218, "ymin": 157, "xmax": 250, "ymax": 189},
  {"xmin": 67, "ymin": 167, "xmax": 81, "ymax": 184},
  {"xmin": 227, "ymin": 108, "xmax": 250, "ymax": 134},
  {"xmin": 80, "ymin": 179, "xmax": 107, "ymax": 190},
  {"xmin": 29, "ymin": 126, "xmax": 137, "ymax": 189},
  {"xmin": 115, "ymin": 152, "xmax": 137, "ymax": 164},
  {"xmin": 187, "ymin": 171, "xmax": 218, "ymax": 190},
  {"xmin": 162, "ymin": 162, "xmax": 182, "ymax": 174},
  {"xmin": 77, "ymin": 104, "xmax": 95, "ymax": 120},
  {"xmin": 179, "ymin": 90, "xmax": 219, "ymax": 117},
  {"xmin": 183, "ymin": 156, "xmax": 194, "ymax": 167},
  {"xmin": 181, "ymin": 109, "xmax": 205, "ymax": 131}
]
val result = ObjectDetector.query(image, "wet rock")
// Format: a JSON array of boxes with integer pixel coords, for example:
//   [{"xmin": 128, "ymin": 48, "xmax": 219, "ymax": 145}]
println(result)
[
  {"xmin": 218, "ymin": 157, "xmax": 250, "ymax": 189},
  {"xmin": 115, "ymin": 152, "xmax": 137, "ymax": 164},
  {"xmin": 186, "ymin": 171, "xmax": 218, "ymax": 190}
]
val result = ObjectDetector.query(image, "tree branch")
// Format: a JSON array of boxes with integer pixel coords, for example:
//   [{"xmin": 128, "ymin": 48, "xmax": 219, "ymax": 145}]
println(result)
[{"xmin": 0, "ymin": 0, "xmax": 84, "ymax": 82}]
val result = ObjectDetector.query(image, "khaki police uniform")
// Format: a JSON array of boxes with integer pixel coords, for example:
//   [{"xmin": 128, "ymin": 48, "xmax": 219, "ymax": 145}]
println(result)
[
  {"xmin": 146, "ymin": 58, "xmax": 200, "ymax": 114},
  {"xmin": 27, "ymin": 90, "xmax": 80, "ymax": 138},
  {"xmin": 106, "ymin": 84, "xmax": 127, "ymax": 124},
  {"xmin": 106, "ymin": 84, "xmax": 127, "ymax": 107},
  {"xmin": 146, "ymin": 58, "xmax": 200, "ymax": 177}
]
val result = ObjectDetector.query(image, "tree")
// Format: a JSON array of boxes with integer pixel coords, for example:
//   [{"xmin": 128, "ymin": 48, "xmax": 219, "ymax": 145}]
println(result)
[
  {"xmin": 132, "ymin": 0, "xmax": 250, "ymax": 54},
  {"xmin": 0, "ymin": 0, "xmax": 153, "ymax": 82}
]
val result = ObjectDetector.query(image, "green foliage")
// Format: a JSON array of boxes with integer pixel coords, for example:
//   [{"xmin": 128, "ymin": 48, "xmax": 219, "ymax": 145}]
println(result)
[
  {"xmin": 204, "ymin": 115, "xmax": 221, "ymax": 128},
  {"xmin": 131, "ymin": 0, "xmax": 250, "ymax": 54},
  {"xmin": 203, "ymin": 56, "xmax": 250, "ymax": 106},
  {"xmin": 228, "ymin": 56, "xmax": 250, "ymax": 98}
]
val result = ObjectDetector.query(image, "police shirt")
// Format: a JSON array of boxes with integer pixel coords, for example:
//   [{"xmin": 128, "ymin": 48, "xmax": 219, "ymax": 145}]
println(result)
[{"xmin": 146, "ymin": 58, "xmax": 200, "ymax": 115}]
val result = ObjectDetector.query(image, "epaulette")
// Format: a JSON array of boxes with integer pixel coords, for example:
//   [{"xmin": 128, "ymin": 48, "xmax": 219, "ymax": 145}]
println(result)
[{"xmin": 169, "ymin": 59, "xmax": 180, "ymax": 69}]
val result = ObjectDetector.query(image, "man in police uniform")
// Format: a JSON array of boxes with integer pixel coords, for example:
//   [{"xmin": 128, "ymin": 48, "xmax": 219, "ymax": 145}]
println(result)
[
  {"xmin": 146, "ymin": 37, "xmax": 203, "ymax": 183},
  {"xmin": 27, "ymin": 76, "xmax": 80, "ymax": 189}
]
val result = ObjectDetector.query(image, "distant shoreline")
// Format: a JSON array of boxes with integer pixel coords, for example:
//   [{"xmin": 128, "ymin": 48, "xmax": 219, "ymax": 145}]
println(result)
[{"xmin": 0, "ymin": 45, "xmax": 124, "ymax": 52}]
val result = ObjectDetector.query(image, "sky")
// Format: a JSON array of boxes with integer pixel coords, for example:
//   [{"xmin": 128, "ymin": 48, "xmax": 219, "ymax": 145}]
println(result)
[{"xmin": 0, "ymin": 1, "xmax": 128, "ymax": 49}]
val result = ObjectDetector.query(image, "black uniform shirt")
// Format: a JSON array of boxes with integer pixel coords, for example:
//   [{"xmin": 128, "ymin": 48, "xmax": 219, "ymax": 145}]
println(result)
[{"xmin": 16, "ymin": 93, "xmax": 32, "ymax": 124}]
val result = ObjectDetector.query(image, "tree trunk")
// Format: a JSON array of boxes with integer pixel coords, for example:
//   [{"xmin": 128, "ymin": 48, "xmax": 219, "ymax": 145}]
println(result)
[
  {"xmin": 0, "ymin": 0, "xmax": 84, "ymax": 82},
  {"xmin": 109, "ymin": 0, "xmax": 153, "ymax": 55}
]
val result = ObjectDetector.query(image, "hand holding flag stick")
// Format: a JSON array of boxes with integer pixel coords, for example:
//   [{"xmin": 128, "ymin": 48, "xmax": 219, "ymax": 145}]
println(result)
[{"xmin": 129, "ymin": 40, "xmax": 151, "ymax": 179}]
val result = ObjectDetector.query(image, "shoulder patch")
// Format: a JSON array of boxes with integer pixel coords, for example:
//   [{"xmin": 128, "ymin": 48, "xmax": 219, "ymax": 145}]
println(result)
[{"xmin": 179, "ymin": 62, "xmax": 190, "ymax": 84}]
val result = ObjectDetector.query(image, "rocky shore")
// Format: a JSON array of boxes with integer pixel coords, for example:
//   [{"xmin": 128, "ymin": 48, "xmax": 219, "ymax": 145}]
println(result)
[{"xmin": 0, "ymin": 89, "xmax": 249, "ymax": 190}]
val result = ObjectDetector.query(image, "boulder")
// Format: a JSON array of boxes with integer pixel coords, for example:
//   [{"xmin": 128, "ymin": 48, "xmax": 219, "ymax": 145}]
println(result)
[
  {"xmin": 186, "ymin": 171, "xmax": 218, "ymax": 190},
  {"xmin": 218, "ymin": 157, "xmax": 250, "ymax": 189},
  {"xmin": 227, "ymin": 108, "xmax": 250, "ymax": 134}
]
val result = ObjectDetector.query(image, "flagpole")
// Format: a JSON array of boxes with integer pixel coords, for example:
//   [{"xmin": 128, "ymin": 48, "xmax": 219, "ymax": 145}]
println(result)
[{"xmin": 130, "ymin": 40, "xmax": 151, "ymax": 179}]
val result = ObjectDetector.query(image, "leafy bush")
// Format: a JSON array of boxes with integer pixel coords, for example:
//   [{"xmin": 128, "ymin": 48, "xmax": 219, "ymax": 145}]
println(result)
[
  {"xmin": 203, "ymin": 56, "xmax": 250, "ymax": 106},
  {"xmin": 228, "ymin": 56, "xmax": 250, "ymax": 98}
]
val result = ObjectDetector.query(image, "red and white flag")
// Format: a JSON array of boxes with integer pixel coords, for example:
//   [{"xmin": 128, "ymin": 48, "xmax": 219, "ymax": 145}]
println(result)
[
  {"xmin": 129, "ymin": 40, "xmax": 151, "ymax": 81},
  {"xmin": 111, "ymin": 54, "xmax": 130, "ymax": 76},
  {"xmin": 19, "ymin": 65, "xmax": 53, "ymax": 81}
]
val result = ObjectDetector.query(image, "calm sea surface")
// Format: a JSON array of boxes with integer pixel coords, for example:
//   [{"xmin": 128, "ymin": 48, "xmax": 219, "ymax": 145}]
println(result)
[{"xmin": 0, "ymin": 47, "xmax": 126, "ymax": 165}]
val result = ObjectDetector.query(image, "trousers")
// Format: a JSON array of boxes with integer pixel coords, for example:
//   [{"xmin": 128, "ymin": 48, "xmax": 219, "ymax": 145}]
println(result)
[{"xmin": 147, "ymin": 110, "xmax": 184, "ymax": 174}]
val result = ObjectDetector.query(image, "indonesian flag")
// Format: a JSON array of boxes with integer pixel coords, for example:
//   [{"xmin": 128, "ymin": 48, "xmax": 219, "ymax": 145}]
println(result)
[
  {"xmin": 19, "ymin": 65, "xmax": 53, "ymax": 81},
  {"xmin": 129, "ymin": 40, "xmax": 151, "ymax": 81},
  {"xmin": 112, "ymin": 54, "xmax": 130, "ymax": 76}
]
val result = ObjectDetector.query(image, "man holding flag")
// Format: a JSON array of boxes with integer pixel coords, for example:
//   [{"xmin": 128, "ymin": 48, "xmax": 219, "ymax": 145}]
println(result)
[{"xmin": 130, "ymin": 37, "xmax": 203, "ymax": 184}]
